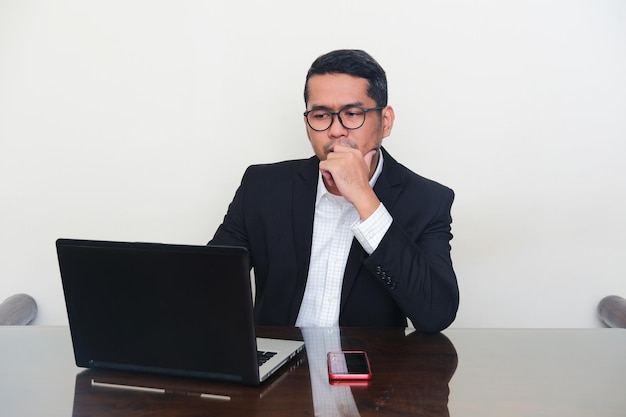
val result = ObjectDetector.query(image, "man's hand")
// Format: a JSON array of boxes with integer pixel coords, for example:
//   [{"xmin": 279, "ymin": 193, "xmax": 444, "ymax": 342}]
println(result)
[{"xmin": 319, "ymin": 144, "xmax": 381, "ymax": 220}]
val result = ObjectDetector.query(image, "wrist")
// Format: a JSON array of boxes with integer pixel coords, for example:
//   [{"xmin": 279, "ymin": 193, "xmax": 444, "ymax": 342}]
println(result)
[{"xmin": 354, "ymin": 191, "xmax": 381, "ymax": 221}]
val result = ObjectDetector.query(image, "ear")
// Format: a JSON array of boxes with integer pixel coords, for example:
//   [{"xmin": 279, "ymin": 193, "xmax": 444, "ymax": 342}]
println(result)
[{"xmin": 381, "ymin": 106, "xmax": 395, "ymax": 138}]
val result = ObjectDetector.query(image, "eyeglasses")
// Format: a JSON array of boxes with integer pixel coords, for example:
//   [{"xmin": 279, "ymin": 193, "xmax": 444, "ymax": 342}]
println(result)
[{"xmin": 304, "ymin": 106, "xmax": 385, "ymax": 132}]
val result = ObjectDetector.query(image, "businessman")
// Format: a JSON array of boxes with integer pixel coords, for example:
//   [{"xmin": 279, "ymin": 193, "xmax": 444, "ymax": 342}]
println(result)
[{"xmin": 210, "ymin": 49, "xmax": 459, "ymax": 332}]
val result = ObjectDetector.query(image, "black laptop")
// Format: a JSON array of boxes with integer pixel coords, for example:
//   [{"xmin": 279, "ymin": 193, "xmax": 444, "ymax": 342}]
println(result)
[{"xmin": 56, "ymin": 239, "xmax": 304, "ymax": 385}]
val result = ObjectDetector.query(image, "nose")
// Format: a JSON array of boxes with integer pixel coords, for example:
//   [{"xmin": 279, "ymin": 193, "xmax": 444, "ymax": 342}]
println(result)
[{"xmin": 327, "ymin": 113, "xmax": 348, "ymax": 138}]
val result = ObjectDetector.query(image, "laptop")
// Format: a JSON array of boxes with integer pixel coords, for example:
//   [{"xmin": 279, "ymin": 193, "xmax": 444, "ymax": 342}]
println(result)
[{"xmin": 56, "ymin": 238, "xmax": 304, "ymax": 385}]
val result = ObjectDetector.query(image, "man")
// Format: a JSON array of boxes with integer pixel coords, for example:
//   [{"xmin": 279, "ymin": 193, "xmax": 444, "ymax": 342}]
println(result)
[{"xmin": 210, "ymin": 49, "xmax": 458, "ymax": 332}]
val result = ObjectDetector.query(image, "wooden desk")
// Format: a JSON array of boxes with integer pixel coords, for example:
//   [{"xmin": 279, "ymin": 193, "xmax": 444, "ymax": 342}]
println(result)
[{"xmin": 1, "ymin": 326, "xmax": 625, "ymax": 416}]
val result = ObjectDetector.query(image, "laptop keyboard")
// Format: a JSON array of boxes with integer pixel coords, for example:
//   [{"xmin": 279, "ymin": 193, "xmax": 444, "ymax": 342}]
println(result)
[{"xmin": 257, "ymin": 350, "xmax": 277, "ymax": 366}]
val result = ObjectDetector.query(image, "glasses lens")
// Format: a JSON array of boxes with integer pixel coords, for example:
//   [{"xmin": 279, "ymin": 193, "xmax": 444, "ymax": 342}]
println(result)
[
  {"xmin": 339, "ymin": 107, "xmax": 366, "ymax": 129},
  {"xmin": 307, "ymin": 109, "xmax": 332, "ymax": 131}
]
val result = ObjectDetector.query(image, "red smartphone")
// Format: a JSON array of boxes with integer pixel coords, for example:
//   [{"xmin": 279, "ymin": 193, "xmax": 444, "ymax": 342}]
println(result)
[{"xmin": 327, "ymin": 351, "xmax": 372, "ymax": 381}]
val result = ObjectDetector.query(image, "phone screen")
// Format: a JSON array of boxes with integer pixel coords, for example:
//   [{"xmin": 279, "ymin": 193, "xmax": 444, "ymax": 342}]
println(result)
[
  {"xmin": 327, "ymin": 351, "xmax": 372, "ymax": 380},
  {"xmin": 342, "ymin": 352, "xmax": 370, "ymax": 373}
]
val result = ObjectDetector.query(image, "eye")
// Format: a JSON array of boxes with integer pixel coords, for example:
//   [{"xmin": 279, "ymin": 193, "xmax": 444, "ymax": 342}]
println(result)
[
  {"xmin": 310, "ymin": 110, "xmax": 330, "ymax": 120},
  {"xmin": 341, "ymin": 107, "xmax": 364, "ymax": 119}
]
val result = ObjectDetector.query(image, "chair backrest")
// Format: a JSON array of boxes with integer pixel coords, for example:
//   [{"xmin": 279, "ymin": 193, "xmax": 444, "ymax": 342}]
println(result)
[
  {"xmin": 598, "ymin": 295, "xmax": 626, "ymax": 329},
  {"xmin": 0, "ymin": 294, "xmax": 38, "ymax": 325}
]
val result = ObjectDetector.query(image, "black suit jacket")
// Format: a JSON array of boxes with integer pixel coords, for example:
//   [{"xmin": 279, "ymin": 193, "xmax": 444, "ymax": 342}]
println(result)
[{"xmin": 210, "ymin": 147, "xmax": 459, "ymax": 332}]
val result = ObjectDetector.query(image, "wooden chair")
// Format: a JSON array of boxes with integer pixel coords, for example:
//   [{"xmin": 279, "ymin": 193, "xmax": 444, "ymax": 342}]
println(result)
[
  {"xmin": 598, "ymin": 295, "xmax": 626, "ymax": 329},
  {"xmin": 0, "ymin": 294, "xmax": 38, "ymax": 325}
]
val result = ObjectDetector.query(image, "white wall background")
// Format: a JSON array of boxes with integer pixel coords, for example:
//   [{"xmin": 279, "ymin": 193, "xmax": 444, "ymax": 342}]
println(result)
[{"xmin": 1, "ymin": 0, "xmax": 625, "ymax": 327}]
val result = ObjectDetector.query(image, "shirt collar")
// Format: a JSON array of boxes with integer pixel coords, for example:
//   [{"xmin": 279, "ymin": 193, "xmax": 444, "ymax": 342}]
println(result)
[{"xmin": 315, "ymin": 149, "xmax": 385, "ymax": 206}]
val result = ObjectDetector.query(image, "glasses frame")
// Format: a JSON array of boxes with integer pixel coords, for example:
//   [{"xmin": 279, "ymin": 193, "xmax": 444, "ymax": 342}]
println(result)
[{"xmin": 304, "ymin": 106, "xmax": 385, "ymax": 132}]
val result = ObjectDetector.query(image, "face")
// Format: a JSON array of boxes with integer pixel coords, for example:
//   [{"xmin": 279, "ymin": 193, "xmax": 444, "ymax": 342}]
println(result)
[{"xmin": 304, "ymin": 73, "xmax": 394, "ymax": 166}]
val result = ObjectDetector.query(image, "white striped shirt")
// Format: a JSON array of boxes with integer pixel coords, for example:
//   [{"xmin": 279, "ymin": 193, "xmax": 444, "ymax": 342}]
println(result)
[{"xmin": 295, "ymin": 151, "xmax": 393, "ymax": 327}]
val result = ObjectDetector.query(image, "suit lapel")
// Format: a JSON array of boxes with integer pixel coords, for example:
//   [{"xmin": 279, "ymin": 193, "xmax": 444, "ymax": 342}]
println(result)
[
  {"xmin": 288, "ymin": 156, "xmax": 319, "ymax": 323},
  {"xmin": 372, "ymin": 147, "xmax": 403, "ymax": 208},
  {"xmin": 340, "ymin": 147, "xmax": 403, "ymax": 309}
]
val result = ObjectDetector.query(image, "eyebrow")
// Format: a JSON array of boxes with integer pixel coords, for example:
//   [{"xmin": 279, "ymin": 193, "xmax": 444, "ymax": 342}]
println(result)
[{"xmin": 308, "ymin": 102, "xmax": 366, "ymax": 111}]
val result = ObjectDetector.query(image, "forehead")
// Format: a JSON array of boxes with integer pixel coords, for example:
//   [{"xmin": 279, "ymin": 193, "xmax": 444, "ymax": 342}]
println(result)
[{"xmin": 306, "ymin": 73, "xmax": 373, "ymax": 108}]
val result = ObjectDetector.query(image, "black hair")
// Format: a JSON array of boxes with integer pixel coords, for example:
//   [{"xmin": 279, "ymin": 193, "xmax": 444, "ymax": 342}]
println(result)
[{"xmin": 304, "ymin": 49, "xmax": 388, "ymax": 107}]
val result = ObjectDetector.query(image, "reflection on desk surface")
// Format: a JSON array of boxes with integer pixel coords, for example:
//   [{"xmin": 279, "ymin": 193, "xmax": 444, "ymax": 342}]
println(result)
[
  {"xmin": 3, "ymin": 326, "xmax": 626, "ymax": 417},
  {"xmin": 70, "ymin": 328, "xmax": 458, "ymax": 417},
  {"xmin": 300, "ymin": 327, "xmax": 457, "ymax": 417},
  {"xmin": 72, "ymin": 356, "xmax": 308, "ymax": 417},
  {"xmin": 445, "ymin": 329, "xmax": 626, "ymax": 417}
]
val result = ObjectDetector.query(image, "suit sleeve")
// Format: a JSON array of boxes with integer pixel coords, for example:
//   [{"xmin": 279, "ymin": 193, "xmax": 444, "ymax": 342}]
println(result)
[
  {"xmin": 209, "ymin": 168, "xmax": 250, "ymax": 250},
  {"xmin": 363, "ymin": 188, "xmax": 459, "ymax": 333}
]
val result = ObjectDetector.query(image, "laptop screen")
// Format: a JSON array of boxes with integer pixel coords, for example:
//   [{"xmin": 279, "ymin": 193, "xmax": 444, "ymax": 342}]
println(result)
[{"xmin": 57, "ymin": 239, "xmax": 260, "ymax": 383}]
